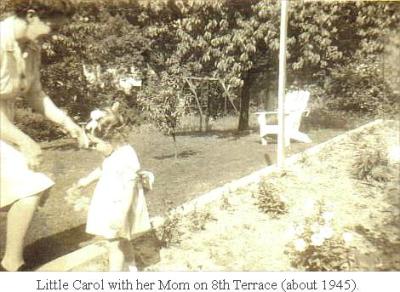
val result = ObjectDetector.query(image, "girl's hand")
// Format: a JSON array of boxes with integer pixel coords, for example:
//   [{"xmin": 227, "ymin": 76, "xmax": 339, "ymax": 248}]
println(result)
[
  {"xmin": 138, "ymin": 171, "xmax": 155, "ymax": 191},
  {"xmin": 64, "ymin": 119, "xmax": 90, "ymax": 148},
  {"xmin": 66, "ymin": 184, "xmax": 90, "ymax": 212},
  {"xmin": 65, "ymin": 184, "xmax": 82, "ymax": 203}
]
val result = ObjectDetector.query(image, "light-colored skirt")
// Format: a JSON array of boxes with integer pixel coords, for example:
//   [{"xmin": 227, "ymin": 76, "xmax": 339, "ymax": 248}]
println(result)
[
  {"xmin": 0, "ymin": 140, "xmax": 54, "ymax": 208},
  {"xmin": 86, "ymin": 179, "xmax": 151, "ymax": 240}
]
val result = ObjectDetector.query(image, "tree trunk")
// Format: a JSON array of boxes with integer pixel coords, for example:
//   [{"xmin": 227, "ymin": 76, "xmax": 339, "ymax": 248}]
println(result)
[
  {"xmin": 172, "ymin": 132, "xmax": 178, "ymax": 159},
  {"xmin": 238, "ymin": 73, "xmax": 253, "ymax": 131}
]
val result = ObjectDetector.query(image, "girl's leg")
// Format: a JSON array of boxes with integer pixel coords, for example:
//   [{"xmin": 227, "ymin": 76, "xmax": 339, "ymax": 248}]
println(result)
[
  {"xmin": 1, "ymin": 194, "xmax": 41, "ymax": 271},
  {"xmin": 107, "ymin": 239, "xmax": 125, "ymax": 271}
]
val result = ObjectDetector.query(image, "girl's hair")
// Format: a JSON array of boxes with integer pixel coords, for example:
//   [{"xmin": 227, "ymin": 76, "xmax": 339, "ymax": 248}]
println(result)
[
  {"xmin": 87, "ymin": 101, "xmax": 126, "ymax": 144},
  {"xmin": 1, "ymin": 0, "xmax": 75, "ymax": 19}
]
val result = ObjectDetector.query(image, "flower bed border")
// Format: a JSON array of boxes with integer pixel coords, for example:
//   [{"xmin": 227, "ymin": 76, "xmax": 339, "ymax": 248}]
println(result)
[{"xmin": 36, "ymin": 119, "xmax": 384, "ymax": 271}]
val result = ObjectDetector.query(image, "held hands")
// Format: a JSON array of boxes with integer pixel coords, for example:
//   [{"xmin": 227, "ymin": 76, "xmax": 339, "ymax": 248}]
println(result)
[{"xmin": 64, "ymin": 118, "xmax": 90, "ymax": 148}]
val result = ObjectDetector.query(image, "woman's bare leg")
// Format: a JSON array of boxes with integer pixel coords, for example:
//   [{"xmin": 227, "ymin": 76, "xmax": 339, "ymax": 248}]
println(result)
[{"xmin": 1, "ymin": 194, "xmax": 40, "ymax": 271}]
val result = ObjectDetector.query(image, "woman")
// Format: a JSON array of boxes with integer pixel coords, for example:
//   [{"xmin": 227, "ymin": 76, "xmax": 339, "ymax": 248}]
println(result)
[{"xmin": 0, "ymin": 0, "xmax": 87, "ymax": 271}]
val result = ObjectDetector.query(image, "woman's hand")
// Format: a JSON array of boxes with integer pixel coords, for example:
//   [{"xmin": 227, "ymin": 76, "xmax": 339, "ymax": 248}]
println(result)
[
  {"xmin": 20, "ymin": 139, "xmax": 43, "ymax": 170},
  {"xmin": 64, "ymin": 118, "xmax": 89, "ymax": 148}
]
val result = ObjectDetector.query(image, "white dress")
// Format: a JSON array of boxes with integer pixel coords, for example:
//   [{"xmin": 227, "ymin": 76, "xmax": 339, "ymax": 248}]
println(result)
[
  {"xmin": 85, "ymin": 145, "xmax": 151, "ymax": 240},
  {"xmin": 0, "ymin": 140, "xmax": 54, "ymax": 208},
  {"xmin": 0, "ymin": 17, "xmax": 54, "ymax": 208}
]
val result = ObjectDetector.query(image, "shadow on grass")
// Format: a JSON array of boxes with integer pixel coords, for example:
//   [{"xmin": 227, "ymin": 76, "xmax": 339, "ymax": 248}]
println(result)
[
  {"xmin": 24, "ymin": 225, "xmax": 93, "ymax": 270},
  {"xmin": 154, "ymin": 150, "xmax": 199, "ymax": 160},
  {"xmin": 133, "ymin": 230, "xmax": 162, "ymax": 270},
  {"xmin": 177, "ymin": 127, "xmax": 258, "ymax": 140}
]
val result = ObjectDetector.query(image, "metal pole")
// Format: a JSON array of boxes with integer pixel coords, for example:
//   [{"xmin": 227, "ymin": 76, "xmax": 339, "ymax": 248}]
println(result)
[{"xmin": 277, "ymin": 0, "xmax": 289, "ymax": 169}]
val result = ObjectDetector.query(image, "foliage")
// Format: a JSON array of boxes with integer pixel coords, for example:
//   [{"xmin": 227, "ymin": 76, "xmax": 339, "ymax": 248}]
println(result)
[
  {"xmin": 39, "ymin": 4, "xmax": 150, "ymax": 121},
  {"xmin": 255, "ymin": 180, "xmax": 287, "ymax": 218},
  {"xmin": 352, "ymin": 146, "xmax": 391, "ymax": 182},
  {"xmin": 286, "ymin": 200, "xmax": 355, "ymax": 271},
  {"xmin": 14, "ymin": 109, "xmax": 65, "ymax": 142},
  {"xmin": 3, "ymin": 0, "xmax": 400, "ymax": 140},
  {"xmin": 186, "ymin": 208, "xmax": 214, "ymax": 232},
  {"xmin": 154, "ymin": 207, "xmax": 214, "ymax": 247},
  {"xmin": 325, "ymin": 59, "xmax": 395, "ymax": 114},
  {"xmin": 154, "ymin": 210, "xmax": 183, "ymax": 248},
  {"xmin": 137, "ymin": 71, "xmax": 191, "ymax": 157}
]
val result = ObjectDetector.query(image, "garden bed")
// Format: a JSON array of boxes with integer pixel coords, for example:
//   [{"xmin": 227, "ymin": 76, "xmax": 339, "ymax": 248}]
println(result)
[{"xmin": 72, "ymin": 119, "xmax": 399, "ymax": 271}]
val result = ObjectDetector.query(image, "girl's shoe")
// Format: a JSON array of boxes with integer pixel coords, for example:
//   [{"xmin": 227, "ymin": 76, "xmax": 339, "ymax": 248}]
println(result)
[{"xmin": 128, "ymin": 265, "xmax": 138, "ymax": 272}]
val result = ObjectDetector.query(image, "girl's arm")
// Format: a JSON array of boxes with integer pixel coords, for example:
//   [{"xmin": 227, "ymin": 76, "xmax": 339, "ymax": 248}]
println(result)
[
  {"xmin": 76, "ymin": 167, "xmax": 103, "ymax": 188},
  {"xmin": 66, "ymin": 167, "xmax": 102, "ymax": 209}
]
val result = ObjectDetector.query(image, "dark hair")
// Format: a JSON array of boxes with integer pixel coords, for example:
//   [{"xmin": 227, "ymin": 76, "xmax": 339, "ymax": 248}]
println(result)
[{"xmin": 1, "ymin": 0, "xmax": 75, "ymax": 19}]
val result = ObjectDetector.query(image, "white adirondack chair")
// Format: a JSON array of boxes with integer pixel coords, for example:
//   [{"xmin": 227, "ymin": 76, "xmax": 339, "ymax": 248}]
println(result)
[{"xmin": 255, "ymin": 90, "xmax": 312, "ymax": 146}]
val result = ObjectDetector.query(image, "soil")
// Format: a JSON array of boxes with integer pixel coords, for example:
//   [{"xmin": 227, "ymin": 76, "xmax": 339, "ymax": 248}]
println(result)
[{"xmin": 73, "ymin": 120, "xmax": 400, "ymax": 271}]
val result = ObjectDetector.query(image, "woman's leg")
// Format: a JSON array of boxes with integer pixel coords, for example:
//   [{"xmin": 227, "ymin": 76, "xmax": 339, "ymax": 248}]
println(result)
[
  {"xmin": 1, "ymin": 194, "xmax": 40, "ymax": 271},
  {"xmin": 107, "ymin": 239, "xmax": 125, "ymax": 272}
]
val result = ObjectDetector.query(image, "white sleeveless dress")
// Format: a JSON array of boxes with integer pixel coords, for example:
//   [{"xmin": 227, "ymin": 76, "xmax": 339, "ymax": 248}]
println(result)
[{"xmin": 85, "ymin": 145, "xmax": 151, "ymax": 240}]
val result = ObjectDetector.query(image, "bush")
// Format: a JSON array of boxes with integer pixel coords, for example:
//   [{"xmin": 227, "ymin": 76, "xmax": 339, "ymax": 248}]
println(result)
[
  {"xmin": 255, "ymin": 180, "xmax": 287, "ymax": 218},
  {"xmin": 352, "ymin": 147, "xmax": 392, "ymax": 182},
  {"xmin": 15, "ymin": 109, "xmax": 65, "ymax": 142}
]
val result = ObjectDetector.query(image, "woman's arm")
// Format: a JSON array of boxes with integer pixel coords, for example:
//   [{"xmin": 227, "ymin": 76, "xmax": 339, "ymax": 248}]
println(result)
[
  {"xmin": 27, "ymin": 91, "xmax": 89, "ymax": 148},
  {"xmin": 0, "ymin": 110, "xmax": 42, "ymax": 169},
  {"xmin": 24, "ymin": 57, "xmax": 89, "ymax": 148}
]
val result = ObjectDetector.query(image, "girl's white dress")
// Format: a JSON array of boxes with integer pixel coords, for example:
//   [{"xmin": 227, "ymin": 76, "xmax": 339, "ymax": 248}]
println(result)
[{"xmin": 85, "ymin": 144, "xmax": 151, "ymax": 240}]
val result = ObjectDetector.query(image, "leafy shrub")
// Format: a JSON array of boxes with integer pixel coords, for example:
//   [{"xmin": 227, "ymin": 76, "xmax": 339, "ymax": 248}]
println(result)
[
  {"xmin": 326, "ymin": 61, "xmax": 396, "ymax": 114},
  {"xmin": 352, "ymin": 148, "xmax": 391, "ymax": 182},
  {"xmin": 186, "ymin": 209, "xmax": 215, "ymax": 232},
  {"xmin": 154, "ymin": 207, "xmax": 214, "ymax": 247},
  {"xmin": 255, "ymin": 180, "xmax": 287, "ymax": 218},
  {"xmin": 15, "ymin": 109, "xmax": 66, "ymax": 142},
  {"xmin": 154, "ymin": 210, "xmax": 183, "ymax": 248}
]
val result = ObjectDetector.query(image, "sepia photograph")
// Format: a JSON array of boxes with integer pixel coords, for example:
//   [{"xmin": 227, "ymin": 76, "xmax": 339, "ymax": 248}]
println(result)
[{"xmin": 0, "ymin": 0, "xmax": 399, "ymax": 274}]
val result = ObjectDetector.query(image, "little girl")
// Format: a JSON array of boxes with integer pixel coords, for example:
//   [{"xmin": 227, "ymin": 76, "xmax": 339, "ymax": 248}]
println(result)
[{"xmin": 66, "ymin": 102, "xmax": 154, "ymax": 272}]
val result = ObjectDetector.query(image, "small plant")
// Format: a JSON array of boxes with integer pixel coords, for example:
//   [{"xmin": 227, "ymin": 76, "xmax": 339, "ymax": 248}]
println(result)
[
  {"xmin": 154, "ymin": 210, "xmax": 183, "ymax": 247},
  {"xmin": 352, "ymin": 148, "xmax": 391, "ymax": 182},
  {"xmin": 286, "ymin": 200, "xmax": 355, "ymax": 271},
  {"xmin": 255, "ymin": 180, "xmax": 287, "ymax": 218},
  {"xmin": 299, "ymin": 152, "xmax": 312, "ymax": 166},
  {"xmin": 187, "ymin": 208, "xmax": 215, "ymax": 232},
  {"xmin": 220, "ymin": 195, "xmax": 232, "ymax": 210}
]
